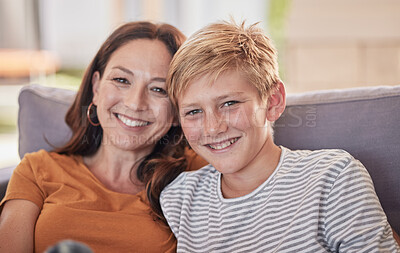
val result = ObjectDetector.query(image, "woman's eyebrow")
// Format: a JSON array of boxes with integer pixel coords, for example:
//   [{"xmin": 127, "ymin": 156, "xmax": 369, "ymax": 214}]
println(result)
[
  {"xmin": 112, "ymin": 66, "xmax": 133, "ymax": 75},
  {"xmin": 151, "ymin": 77, "xmax": 167, "ymax": 83},
  {"xmin": 111, "ymin": 66, "xmax": 166, "ymax": 83}
]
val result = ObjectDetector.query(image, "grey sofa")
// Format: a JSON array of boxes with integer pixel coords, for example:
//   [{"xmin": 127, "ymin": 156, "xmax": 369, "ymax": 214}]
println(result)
[{"xmin": 0, "ymin": 84, "xmax": 399, "ymax": 234}]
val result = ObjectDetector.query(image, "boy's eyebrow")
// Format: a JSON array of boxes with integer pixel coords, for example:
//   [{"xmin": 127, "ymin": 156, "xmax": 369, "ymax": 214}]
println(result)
[
  {"xmin": 180, "ymin": 92, "xmax": 245, "ymax": 108},
  {"xmin": 215, "ymin": 92, "xmax": 244, "ymax": 101},
  {"xmin": 180, "ymin": 102, "xmax": 199, "ymax": 108},
  {"xmin": 112, "ymin": 66, "xmax": 166, "ymax": 82}
]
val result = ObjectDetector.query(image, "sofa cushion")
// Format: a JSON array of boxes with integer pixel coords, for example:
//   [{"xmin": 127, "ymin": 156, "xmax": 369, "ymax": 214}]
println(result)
[
  {"xmin": 18, "ymin": 84, "xmax": 75, "ymax": 158},
  {"xmin": 274, "ymin": 85, "xmax": 400, "ymax": 233}
]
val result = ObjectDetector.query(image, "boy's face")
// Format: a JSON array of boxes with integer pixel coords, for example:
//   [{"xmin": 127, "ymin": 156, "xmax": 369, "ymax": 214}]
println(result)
[{"xmin": 177, "ymin": 70, "xmax": 282, "ymax": 175}]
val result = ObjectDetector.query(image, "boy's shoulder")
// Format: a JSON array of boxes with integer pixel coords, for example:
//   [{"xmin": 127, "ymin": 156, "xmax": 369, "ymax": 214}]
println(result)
[
  {"xmin": 163, "ymin": 163, "xmax": 217, "ymax": 192},
  {"xmin": 282, "ymin": 147, "xmax": 361, "ymax": 177},
  {"xmin": 284, "ymin": 146, "xmax": 354, "ymax": 163}
]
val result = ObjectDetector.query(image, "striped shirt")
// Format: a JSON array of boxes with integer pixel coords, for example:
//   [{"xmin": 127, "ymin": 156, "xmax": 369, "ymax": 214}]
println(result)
[{"xmin": 160, "ymin": 147, "xmax": 400, "ymax": 253}]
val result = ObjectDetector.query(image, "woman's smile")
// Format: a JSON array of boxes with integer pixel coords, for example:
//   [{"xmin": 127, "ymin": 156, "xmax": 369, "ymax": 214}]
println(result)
[{"xmin": 116, "ymin": 113, "xmax": 151, "ymax": 127}]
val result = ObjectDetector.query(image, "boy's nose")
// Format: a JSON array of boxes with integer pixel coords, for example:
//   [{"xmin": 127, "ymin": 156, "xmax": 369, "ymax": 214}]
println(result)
[{"xmin": 203, "ymin": 112, "xmax": 228, "ymax": 136}]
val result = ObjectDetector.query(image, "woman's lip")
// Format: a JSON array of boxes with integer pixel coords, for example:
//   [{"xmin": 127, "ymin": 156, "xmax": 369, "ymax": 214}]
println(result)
[{"xmin": 115, "ymin": 113, "xmax": 152, "ymax": 127}]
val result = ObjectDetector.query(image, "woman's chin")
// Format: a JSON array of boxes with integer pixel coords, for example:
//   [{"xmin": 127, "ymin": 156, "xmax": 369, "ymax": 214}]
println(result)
[{"xmin": 100, "ymin": 134, "xmax": 155, "ymax": 152}]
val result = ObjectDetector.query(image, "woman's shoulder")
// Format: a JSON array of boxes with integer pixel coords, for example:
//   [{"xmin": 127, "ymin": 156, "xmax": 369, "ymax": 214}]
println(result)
[
  {"xmin": 21, "ymin": 149, "xmax": 81, "ymax": 171},
  {"xmin": 23, "ymin": 149, "xmax": 74, "ymax": 160},
  {"xmin": 184, "ymin": 148, "xmax": 209, "ymax": 171}
]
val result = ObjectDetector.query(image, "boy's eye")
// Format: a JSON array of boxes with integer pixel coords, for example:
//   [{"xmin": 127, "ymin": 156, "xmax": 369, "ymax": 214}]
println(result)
[
  {"xmin": 150, "ymin": 87, "xmax": 167, "ymax": 95},
  {"xmin": 185, "ymin": 109, "xmax": 203, "ymax": 116},
  {"xmin": 112, "ymin": 77, "xmax": 130, "ymax": 85},
  {"xmin": 222, "ymin": 101, "xmax": 239, "ymax": 107}
]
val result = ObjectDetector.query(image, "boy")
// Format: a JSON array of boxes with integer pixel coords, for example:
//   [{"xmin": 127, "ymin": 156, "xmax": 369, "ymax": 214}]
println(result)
[{"xmin": 161, "ymin": 21, "xmax": 400, "ymax": 252}]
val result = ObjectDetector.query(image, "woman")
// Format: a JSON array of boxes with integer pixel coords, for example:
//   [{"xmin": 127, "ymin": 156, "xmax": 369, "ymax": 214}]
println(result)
[{"xmin": 0, "ymin": 21, "xmax": 206, "ymax": 252}]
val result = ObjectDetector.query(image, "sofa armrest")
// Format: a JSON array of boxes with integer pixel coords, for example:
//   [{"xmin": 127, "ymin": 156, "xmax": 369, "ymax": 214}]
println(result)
[{"xmin": 0, "ymin": 165, "xmax": 15, "ymax": 201}]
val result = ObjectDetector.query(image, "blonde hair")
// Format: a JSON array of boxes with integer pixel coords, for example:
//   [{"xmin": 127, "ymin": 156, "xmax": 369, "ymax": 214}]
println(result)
[{"xmin": 167, "ymin": 20, "xmax": 280, "ymax": 108}]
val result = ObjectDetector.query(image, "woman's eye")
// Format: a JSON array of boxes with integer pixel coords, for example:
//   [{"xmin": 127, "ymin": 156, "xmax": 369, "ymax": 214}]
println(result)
[
  {"xmin": 151, "ymin": 87, "xmax": 167, "ymax": 95},
  {"xmin": 112, "ymin": 77, "xmax": 130, "ymax": 85},
  {"xmin": 185, "ymin": 109, "xmax": 202, "ymax": 116},
  {"xmin": 222, "ymin": 101, "xmax": 239, "ymax": 107}
]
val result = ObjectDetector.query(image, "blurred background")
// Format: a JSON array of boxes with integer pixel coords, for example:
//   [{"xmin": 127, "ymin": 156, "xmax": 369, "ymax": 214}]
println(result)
[{"xmin": 0, "ymin": 0, "xmax": 399, "ymax": 168}]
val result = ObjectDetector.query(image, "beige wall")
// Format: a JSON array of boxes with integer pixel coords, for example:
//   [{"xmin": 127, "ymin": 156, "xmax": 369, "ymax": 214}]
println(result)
[{"xmin": 282, "ymin": 0, "xmax": 400, "ymax": 92}]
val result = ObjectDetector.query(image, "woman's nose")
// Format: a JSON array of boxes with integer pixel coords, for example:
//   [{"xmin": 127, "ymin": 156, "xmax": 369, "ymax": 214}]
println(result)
[{"xmin": 123, "ymin": 84, "xmax": 149, "ymax": 111}]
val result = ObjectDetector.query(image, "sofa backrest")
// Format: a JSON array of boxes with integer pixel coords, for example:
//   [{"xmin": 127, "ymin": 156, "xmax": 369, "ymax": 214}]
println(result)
[
  {"xmin": 17, "ymin": 84, "xmax": 400, "ymax": 233},
  {"xmin": 18, "ymin": 85, "xmax": 75, "ymax": 157},
  {"xmin": 274, "ymin": 85, "xmax": 400, "ymax": 233}
]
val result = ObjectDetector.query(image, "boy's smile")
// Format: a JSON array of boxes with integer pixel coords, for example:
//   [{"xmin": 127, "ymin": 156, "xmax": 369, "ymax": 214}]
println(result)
[
  {"xmin": 206, "ymin": 137, "xmax": 240, "ymax": 150},
  {"xmin": 178, "ymin": 70, "xmax": 282, "ymax": 186}
]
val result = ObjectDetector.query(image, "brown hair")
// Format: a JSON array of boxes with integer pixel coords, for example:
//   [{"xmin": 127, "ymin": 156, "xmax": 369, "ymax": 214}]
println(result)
[
  {"xmin": 167, "ymin": 20, "xmax": 281, "ymax": 108},
  {"xmin": 55, "ymin": 21, "xmax": 187, "ymax": 222}
]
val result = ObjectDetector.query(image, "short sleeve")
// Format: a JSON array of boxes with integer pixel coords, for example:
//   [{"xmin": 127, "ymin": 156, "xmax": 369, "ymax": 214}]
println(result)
[
  {"xmin": 160, "ymin": 172, "xmax": 189, "ymax": 237},
  {"xmin": 0, "ymin": 152, "xmax": 45, "ymax": 210},
  {"xmin": 325, "ymin": 157, "xmax": 400, "ymax": 252}
]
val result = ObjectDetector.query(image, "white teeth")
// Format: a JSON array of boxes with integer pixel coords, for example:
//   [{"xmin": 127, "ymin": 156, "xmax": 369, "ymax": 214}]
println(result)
[
  {"xmin": 208, "ymin": 138, "xmax": 238, "ymax": 150},
  {"xmin": 117, "ymin": 114, "xmax": 150, "ymax": 127}
]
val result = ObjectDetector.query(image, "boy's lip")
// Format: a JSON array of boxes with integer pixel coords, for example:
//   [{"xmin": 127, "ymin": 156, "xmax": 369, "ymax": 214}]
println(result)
[{"xmin": 204, "ymin": 136, "xmax": 241, "ymax": 151}]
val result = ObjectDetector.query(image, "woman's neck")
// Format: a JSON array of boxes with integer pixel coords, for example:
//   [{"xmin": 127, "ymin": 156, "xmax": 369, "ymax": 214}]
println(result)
[{"xmin": 83, "ymin": 143, "xmax": 153, "ymax": 195}]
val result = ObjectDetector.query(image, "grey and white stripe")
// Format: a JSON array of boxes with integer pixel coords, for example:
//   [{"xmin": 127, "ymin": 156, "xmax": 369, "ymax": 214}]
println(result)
[{"xmin": 161, "ymin": 147, "xmax": 399, "ymax": 253}]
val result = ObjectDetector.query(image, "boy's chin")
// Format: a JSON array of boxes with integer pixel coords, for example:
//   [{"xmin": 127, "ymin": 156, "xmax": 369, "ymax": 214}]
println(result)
[{"xmin": 210, "ymin": 161, "xmax": 243, "ymax": 175}]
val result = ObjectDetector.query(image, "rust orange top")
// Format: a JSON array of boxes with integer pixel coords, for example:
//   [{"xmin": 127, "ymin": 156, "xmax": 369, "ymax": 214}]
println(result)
[{"xmin": 1, "ymin": 149, "xmax": 207, "ymax": 252}]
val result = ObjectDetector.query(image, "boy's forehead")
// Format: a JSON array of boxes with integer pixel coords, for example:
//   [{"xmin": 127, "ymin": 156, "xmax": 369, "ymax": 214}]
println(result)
[
  {"xmin": 177, "ymin": 73, "xmax": 216, "ymax": 100},
  {"xmin": 177, "ymin": 70, "xmax": 265, "ymax": 105}
]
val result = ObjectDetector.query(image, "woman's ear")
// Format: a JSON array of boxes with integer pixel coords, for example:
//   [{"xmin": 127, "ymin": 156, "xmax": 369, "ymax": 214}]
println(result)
[
  {"xmin": 92, "ymin": 71, "xmax": 101, "ymax": 105},
  {"xmin": 172, "ymin": 114, "xmax": 179, "ymax": 127},
  {"xmin": 266, "ymin": 81, "xmax": 286, "ymax": 122},
  {"xmin": 172, "ymin": 109, "xmax": 180, "ymax": 127}
]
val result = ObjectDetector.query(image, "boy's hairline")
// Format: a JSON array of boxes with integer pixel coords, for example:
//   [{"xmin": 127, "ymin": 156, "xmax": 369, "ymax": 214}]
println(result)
[
  {"xmin": 167, "ymin": 19, "xmax": 282, "ymax": 116},
  {"xmin": 172, "ymin": 67, "xmax": 276, "ymax": 111}
]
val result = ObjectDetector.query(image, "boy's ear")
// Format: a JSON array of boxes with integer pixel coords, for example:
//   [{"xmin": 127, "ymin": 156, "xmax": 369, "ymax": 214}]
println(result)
[
  {"xmin": 92, "ymin": 71, "xmax": 101, "ymax": 105},
  {"xmin": 266, "ymin": 81, "xmax": 286, "ymax": 121}
]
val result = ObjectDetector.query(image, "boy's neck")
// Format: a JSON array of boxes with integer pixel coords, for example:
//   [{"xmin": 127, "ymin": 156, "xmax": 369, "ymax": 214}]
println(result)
[{"xmin": 220, "ymin": 139, "xmax": 282, "ymax": 199}]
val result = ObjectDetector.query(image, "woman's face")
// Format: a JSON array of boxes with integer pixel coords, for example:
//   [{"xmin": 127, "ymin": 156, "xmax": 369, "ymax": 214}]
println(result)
[{"xmin": 92, "ymin": 39, "xmax": 175, "ymax": 153}]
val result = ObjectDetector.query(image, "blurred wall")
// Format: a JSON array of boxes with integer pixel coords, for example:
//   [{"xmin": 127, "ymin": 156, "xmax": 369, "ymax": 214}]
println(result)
[
  {"xmin": 164, "ymin": 0, "xmax": 268, "ymax": 39},
  {"xmin": 1, "ymin": 0, "xmax": 399, "ymax": 92},
  {"xmin": 31, "ymin": 0, "xmax": 266, "ymax": 69},
  {"xmin": 0, "ymin": 0, "xmax": 40, "ymax": 49},
  {"xmin": 38, "ymin": 0, "xmax": 117, "ymax": 69},
  {"xmin": 283, "ymin": 0, "xmax": 400, "ymax": 92}
]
